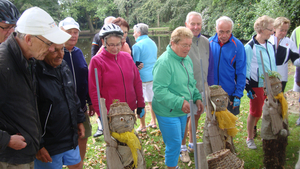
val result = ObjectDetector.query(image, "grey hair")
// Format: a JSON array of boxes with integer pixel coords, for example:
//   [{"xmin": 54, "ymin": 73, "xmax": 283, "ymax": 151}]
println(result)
[
  {"xmin": 104, "ymin": 16, "xmax": 116, "ymax": 25},
  {"xmin": 186, "ymin": 11, "xmax": 202, "ymax": 23},
  {"xmin": 133, "ymin": 23, "xmax": 149, "ymax": 35},
  {"xmin": 216, "ymin": 16, "xmax": 234, "ymax": 31},
  {"xmin": 16, "ymin": 31, "xmax": 26, "ymax": 39}
]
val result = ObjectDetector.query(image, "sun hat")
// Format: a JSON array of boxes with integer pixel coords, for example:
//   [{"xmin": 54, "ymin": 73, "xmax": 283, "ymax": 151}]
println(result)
[
  {"xmin": 15, "ymin": 7, "xmax": 71, "ymax": 44},
  {"xmin": 59, "ymin": 17, "xmax": 80, "ymax": 31}
]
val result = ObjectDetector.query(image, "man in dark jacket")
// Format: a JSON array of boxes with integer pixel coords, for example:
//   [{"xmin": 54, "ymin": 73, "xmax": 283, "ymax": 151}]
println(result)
[
  {"xmin": 34, "ymin": 43, "xmax": 85, "ymax": 169},
  {"xmin": 0, "ymin": 7, "xmax": 71, "ymax": 169},
  {"xmin": 59, "ymin": 16, "xmax": 95, "ymax": 162}
]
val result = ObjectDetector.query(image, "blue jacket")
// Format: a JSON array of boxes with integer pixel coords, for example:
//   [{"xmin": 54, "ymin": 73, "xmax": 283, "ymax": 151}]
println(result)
[
  {"xmin": 132, "ymin": 35, "xmax": 157, "ymax": 82},
  {"xmin": 63, "ymin": 47, "xmax": 90, "ymax": 111},
  {"xmin": 244, "ymin": 35, "xmax": 277, "ymax": 91},
  {"xmin": 209, "ymin": 33, "xmax": 246, "ymax": 98}
]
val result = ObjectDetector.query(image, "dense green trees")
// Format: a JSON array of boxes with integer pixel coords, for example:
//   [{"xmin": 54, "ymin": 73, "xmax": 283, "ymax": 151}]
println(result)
[{"xmin": 10, "ymin": 0, "xmax": 300, "ymax": 40}]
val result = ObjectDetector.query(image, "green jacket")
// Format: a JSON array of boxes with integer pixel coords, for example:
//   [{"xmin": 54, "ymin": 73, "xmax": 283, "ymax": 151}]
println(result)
[{"xmin": 152, "ymin": 45, "xmax": 202, "ymax": 117}]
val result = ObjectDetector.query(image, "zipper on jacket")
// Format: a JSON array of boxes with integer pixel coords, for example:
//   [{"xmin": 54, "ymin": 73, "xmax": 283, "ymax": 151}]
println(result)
[
  {"xmin": 69, "ymin": 51, "xmax": 77, "ymax": 93},
  {"xmin": 115, "ymin": 58, "xmax": 127, "ymax": 102},
  {"xmin": 265, "ymin": 43, "xmax": 273, "ymax": 71},
  {"xmin": 217, "ymin": 46, "xmax": 222, "ymax": 85},
  {"xmin": 42, "ymin": 104, "xmax": 52, "ymax": 137},
  {"xmin": 181, "ymin": 60, "xmax": 192, "ymax": 99}
]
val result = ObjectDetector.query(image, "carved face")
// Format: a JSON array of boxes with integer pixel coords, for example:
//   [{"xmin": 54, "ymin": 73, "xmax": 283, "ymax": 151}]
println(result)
[
  {"xmin": 267, "ymin": 77, "xmax": 282, "ymax": 96},
  {"xmin": 109, "ymin": 114, "xmax": 135, "ymax": 133},
  {"xmin": 211, "ymin": 95, "xmax": 229, "ymax": 112}
]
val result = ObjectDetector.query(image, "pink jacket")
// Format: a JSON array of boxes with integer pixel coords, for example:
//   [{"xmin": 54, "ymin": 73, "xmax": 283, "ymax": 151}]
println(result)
[{"xmin": 89, "ymin": 48, "xmax": 144, "ymax": 115}]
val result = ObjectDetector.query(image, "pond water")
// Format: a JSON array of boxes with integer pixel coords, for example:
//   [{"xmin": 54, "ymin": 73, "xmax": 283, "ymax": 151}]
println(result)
[{"xmin": 77, "ymin": 34, "xmax": 171, "ymax": 65}]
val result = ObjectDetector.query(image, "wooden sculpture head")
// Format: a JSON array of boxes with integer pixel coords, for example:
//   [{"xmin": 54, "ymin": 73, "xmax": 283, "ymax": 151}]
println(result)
[
  {"xmin": 209, "ymin": 85, "xmax": 229, "ymax": 112},
  {"xmin": 108, "ymin": 102, "xmax": 136, "ymax": 133}
]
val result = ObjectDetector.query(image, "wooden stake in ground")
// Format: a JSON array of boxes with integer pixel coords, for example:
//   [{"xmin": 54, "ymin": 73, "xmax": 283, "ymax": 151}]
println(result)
[{"xmin": 95, "ymin": 68, "xmax": 124, "ymax": 168}]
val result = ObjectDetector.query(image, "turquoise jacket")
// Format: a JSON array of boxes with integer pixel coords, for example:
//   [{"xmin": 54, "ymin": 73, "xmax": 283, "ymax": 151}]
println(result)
[
  {"xmin": 152, "ymin": 45, "xmax": 202, "ymax": 117},
  {"xmin": 132, "ymin": 35, "xmax": 157, "ymax": 82},
  {"xmin": 244, "ymin": 35, "xmax": 277, "ymax": 91}
]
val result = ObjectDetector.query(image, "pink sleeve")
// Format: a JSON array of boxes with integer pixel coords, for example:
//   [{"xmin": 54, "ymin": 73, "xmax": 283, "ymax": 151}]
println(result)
[
  {"xmin": 88, "ymin": 57, "xmax": 101, "ymax": 116},
  {"xmin": 133, "ymin": 63, "xmax": 145, "ymax": 108}
]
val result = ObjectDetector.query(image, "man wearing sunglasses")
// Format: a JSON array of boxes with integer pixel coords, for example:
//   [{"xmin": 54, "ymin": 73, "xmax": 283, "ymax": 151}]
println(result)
[{"xmin": 0, "ymin": 6, "xmax": 71, "ymax": 169}]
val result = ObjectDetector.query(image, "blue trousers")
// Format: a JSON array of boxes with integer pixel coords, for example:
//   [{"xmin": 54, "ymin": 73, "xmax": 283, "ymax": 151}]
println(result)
[{"xmin": 156, "ymin": 114, "xmax": 187, "ymax": 167}]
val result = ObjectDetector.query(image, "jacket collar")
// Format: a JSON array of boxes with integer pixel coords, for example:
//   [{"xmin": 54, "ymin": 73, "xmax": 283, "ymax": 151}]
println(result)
[
  {"xmin": 6, "ymin": 33, "xmax": 32, "ymax": 72},
  {"xmin": 252, "ymin": 34, "xmax": 269, "ymax": 46},
  {"xmin": 167, "ymin": 44, "xmax": 187, "ymax": 61},
  {"xmin": 136, "ymin": 35, "xmax": 149, "ymax": 42},
  {"xmin": 101, "ymin": 47, "xmax": 119, "ymax": 59},
  {"xmin": 211, "ymin": 32, "xmax": 234, "ymax": 44}
]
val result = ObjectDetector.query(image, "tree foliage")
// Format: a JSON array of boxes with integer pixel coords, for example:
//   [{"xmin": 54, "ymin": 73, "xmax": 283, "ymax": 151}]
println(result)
[{"xmin": 10, "ymin": 0, "xmax": 300, "ymax": 39}]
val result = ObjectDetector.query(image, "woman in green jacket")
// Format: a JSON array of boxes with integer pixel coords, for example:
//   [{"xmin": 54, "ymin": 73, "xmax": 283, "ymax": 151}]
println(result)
[{"xmin": 152, "ymin": 27, "xmax": 203, "ymax": 169}]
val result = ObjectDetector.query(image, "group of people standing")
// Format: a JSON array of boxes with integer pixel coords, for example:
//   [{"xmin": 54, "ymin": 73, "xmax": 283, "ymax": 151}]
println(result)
[{"xmin": 0, "ymin": 0, "xmax": 299, "ymax": 168}]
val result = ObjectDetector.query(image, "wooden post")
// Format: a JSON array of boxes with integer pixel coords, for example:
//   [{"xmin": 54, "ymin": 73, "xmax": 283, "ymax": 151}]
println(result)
[
  {"xmin": 95, "ymin": 68, "xmax": 123, "ymax": 168},
  {"xmin": 259, "ymin": 52, "xmax": 283, "ymax": 135},
  {"xmin": 205, "ymin": 83, "xmax": 223, "ymax": 152},
  {"xmin": 197, "ymin": 142, "xmax": 208, "ymax": 169}
]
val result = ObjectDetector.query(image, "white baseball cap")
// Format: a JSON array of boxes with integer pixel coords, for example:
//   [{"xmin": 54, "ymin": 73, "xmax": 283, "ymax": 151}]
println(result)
[
  {"xmin": 15, "ymin": 7, "xmax": 71, "ymax": 44},
  {"xmin": 59, "ymin": 17, "xmax": 80, "ymax": 31}
]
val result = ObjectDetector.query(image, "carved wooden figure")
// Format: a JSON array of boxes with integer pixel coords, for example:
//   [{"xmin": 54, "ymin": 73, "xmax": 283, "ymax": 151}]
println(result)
[
  {"xmin": 261, "ymin": 76, "xmax": 289, "ymax": 169},
  {"xmin": 203, "ymin": 85, "xmax": 238, "ymax": 155},
  {"xmin": 101, "ymin": 100, "xmax": 146, "ymax": 169}
]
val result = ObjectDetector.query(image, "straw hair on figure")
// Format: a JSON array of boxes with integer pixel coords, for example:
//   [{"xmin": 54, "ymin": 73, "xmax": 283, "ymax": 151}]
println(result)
[{"xmin": 106, "ymin": 101, "xmax": 146, "ymax": 169}]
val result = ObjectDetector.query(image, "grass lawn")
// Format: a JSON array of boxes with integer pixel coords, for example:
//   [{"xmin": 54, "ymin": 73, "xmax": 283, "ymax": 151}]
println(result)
[{"xmin": 83, "ymin": 63, "xmax": 300, "ymax": 169}]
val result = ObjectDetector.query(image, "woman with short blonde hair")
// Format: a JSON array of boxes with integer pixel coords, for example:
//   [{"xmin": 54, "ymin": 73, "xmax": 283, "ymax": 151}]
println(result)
[
  {"xmin": 152, "ymin": 26, "xmax": 203, "ymax": 169},
  {"xmin": 244, "ymin": 15, "xmax": 276, "ymax": 150},
  {"xmin": 170, "ymin": 26, "xmax": 193, "ymax": 44},
  {"xmin": 254, "ymin": 15, "xmax": 275, "ymax": 33}
]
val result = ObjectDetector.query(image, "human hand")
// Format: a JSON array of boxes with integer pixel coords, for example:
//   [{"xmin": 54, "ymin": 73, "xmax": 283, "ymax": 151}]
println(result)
[
  {"xmin": 196, "ymin": 100, "xmax": 204, "ymax": 115},
  {"xmin": 36, "ymin": 147, "xmax": 52, "ymax": 163},
  {"xmin": 138, "ymin": 63, "xmax": 144, "ymax": 70},
  {"xmin": 232, "ymin": 97, "xmax": 240, "ymax": 109},
  {"xmin": 88, "ymin": 105, "xmax": 95, "ymax": 116},
  {"xmin": 247, "ymin": 91, "xmax": 257, "ymax": 100},
  {"xmin": 136, "ymin": 107, "xmax": 145, "ymax": 118},
  {"xmin": 181, "ymin": 100, "xmax": 190, "ymax": 114},
  {"xmin": 77, "ymin": 123, "xmax": 85, "ymax": 138},
  {"xmin": 8, "ymin": 134, "xmax": 27, "ymax": 150}
]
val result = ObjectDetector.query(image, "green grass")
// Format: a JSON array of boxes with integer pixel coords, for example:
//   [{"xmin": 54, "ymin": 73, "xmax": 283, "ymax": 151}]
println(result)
[{"xmin": 84, "ymin": 65, "xmax": 300, "ymax": 169}]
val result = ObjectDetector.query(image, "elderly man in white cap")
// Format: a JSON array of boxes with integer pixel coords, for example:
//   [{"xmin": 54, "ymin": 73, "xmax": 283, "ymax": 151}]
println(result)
[
  {"xmin": 59, "ymin": 17, "xmax": 95, "ymax": 163},
  {"xmin": 0, "ymin": 6, "xmax": 70, "ymax": 169}
]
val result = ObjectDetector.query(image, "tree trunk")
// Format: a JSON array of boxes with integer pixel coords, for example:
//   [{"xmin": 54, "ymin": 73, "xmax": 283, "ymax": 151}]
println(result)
[
  {"xmin": 157, "ymin": 13, "xmax": 160, "ymax": 27},
  {"xmin": 85, "ymin": 13, "xmax": 94, "ymax": 33}
]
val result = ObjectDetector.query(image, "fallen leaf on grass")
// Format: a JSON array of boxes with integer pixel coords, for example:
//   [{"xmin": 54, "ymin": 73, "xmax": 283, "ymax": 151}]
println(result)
[{"xmin": 154, "ymin": 144, "xmax": 160, "ymax": 152}]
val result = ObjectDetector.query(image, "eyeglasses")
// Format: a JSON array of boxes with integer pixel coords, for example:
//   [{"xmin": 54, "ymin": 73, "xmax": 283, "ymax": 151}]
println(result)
[
  {"xmin": 34, "ymin": 36, "xmax": 54, "ymax": 46},
  {"xmin": 178, "ymin": 43, "xmax": 192, "ymax": 48},
  {"xmin": 106, "ymin": 43, "xmax": 122, "ymax": 48},
  {"xmin": 0, "ymin": 25, "xmax": 15, "ymax": 31},
  {"xmin": 265, "ymin": 28, "xmax": 273, "ymax": 32}
]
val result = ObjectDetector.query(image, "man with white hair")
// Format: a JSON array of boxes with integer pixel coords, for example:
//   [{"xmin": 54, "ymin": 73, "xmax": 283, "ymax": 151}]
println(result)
[
  {"xmin": 0, "ymin": 6, "xmax": 71, "ymax": 169},
  {"xmin": 179, "ymin": 11, "xmax": 214, "ymax": 163},
  {"xmin": 209, "ymin": 16, "xmax": 246, "ymax": 116}
]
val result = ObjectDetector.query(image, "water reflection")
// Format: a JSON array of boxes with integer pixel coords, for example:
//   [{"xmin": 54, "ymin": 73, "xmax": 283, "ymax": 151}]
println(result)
[{"xmin": 77, "ymin": 35, "xmax": 170, "ymax": 65}]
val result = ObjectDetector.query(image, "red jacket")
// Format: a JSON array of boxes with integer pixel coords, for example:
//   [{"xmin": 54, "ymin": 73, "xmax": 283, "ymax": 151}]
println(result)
[{"xmin": 89, "ymin": 48, "xmax": 144, "ymax": 115}]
